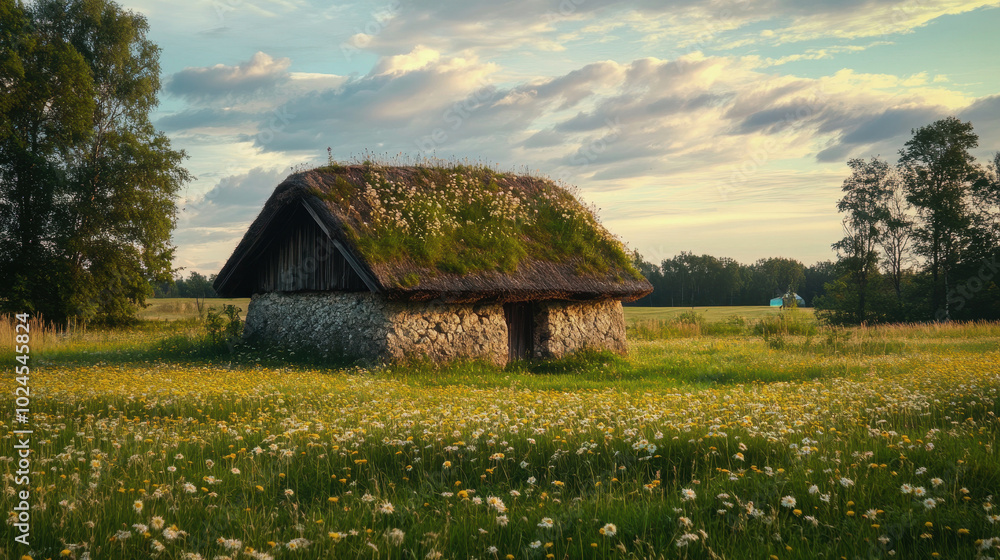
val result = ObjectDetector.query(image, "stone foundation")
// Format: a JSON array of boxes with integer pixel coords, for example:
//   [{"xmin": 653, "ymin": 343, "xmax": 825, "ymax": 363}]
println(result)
[
  {"xmin": 243, "ymin": 292, "xmax": 390, "ymax": 359},
  {"xmin": 534, "ymin": 299, "xmax": 627, "ymax": 358},
  {"xmin": 383, "ymin": 301, "xmax": 507, "ymax": 365},
  {"xmin": 244, "ymin": 292, "xmax": 627, "ymax": 364}
]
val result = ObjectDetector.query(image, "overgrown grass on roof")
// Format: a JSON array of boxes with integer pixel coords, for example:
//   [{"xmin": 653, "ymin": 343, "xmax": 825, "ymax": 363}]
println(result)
[{"xmin": 312, "ymin": 160, "xmax": 642, "ymax": 283}]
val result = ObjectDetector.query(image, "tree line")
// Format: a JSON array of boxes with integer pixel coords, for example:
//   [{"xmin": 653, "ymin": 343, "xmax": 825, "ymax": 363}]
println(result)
[
  {"xmin": 817, "ymin": 117, "xmax": 999, "ymax": 323},
  {"xmin": 627, "ymin": 252, "xmax": 836, "ymax": 308},
  {"xmin": 152, "ymin": 271, "xmax": 218, "ymax": 299}
]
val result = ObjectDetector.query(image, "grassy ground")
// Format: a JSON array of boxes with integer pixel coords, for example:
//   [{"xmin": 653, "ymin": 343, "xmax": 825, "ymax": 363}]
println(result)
[
  {"xmin": 138, "ymin": 298, "xmax": 251, "ymax": 321},
  {"xmin": 624, "ymin": 305, "xmax": 815, "ymax": 324},
  {"xmin": 1, "ymin": 310, "xmax": 998, "ymax": 560}
]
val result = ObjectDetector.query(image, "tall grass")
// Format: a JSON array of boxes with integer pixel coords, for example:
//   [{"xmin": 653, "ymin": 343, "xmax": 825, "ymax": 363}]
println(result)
[{"xmin": 0, "ymin": 313, "xmax": 65, "ymax": 355}]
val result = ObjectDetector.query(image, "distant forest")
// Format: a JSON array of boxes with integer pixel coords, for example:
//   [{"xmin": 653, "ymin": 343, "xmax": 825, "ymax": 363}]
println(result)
[{"xmin": 626, "ymin": 253, "xmax": 833, "ymax": 308}]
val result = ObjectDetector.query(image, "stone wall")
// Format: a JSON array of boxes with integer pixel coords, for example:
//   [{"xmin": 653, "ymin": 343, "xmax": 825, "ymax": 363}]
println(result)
[
  {"xmin": 534, "ymin": 299, "xmax": 627, "ymax": 358},
  {"xmin": 243, "ymin": 292, "xmax": 390, "ymax": 360},
  {"xmin": 244, "ymin": 292, "xmax": 508, "ymax": 364},
  {"xmin": 244, "ymin": 292, "xmax": 626, "ymax": 364},
  {"xmin": 383, "ymin": 302, "xmax": 507, "ymax": 365}
]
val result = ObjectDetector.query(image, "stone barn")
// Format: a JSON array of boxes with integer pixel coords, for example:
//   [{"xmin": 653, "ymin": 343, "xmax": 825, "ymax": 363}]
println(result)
[{"xmin": 213, "ymin": 163, "xmax": 652, "ymax": 364}]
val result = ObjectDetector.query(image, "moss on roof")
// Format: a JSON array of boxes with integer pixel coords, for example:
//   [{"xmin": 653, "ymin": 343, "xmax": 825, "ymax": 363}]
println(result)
[{"xmin": 306, "ymin": 162, "xmax": 643, "ymax": 283}]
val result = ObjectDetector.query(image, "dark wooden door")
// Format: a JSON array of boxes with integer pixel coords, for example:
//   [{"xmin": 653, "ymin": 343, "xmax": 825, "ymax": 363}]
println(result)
[{"xmin": 504, "ymin": 302, "xmax": 534, "ymax": 361}]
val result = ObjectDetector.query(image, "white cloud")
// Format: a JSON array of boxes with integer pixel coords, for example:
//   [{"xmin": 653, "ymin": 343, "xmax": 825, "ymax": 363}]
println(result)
[{"xmin": 166, "ymin": 51, "xmax": 291, "ymax": 102}]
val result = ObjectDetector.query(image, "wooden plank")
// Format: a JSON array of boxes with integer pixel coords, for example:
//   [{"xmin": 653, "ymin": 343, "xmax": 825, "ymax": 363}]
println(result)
[{"xmin": 300, "ymin": 200, "xmax": 381, "ymax": 293}]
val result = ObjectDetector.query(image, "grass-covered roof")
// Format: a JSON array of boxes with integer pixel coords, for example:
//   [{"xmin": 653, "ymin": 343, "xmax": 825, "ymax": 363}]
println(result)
[{"xmin": 215, "ymin": 162, "xmax": 652, "ymax": 302}]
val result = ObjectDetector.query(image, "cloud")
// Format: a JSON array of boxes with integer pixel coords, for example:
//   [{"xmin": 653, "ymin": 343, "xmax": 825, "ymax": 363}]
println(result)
[
  {"xmin": 342, "ymin": 0, "xmax": 998, "ymax": 60},
  {"xmin": 156, "ymin": 108, "xmax": 258, "ymax": 132},
  {"xmin": 183, "ymin": 167, "xmax": 290, "ymax": 228},
  {"xmin": 166, "ymin": 51, "xmax": 291, "ymax": 103}
]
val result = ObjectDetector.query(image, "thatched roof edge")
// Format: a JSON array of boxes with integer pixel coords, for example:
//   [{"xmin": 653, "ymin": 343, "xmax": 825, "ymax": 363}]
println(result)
[{"xmin": 214, "ymin": 167, "xmax": 653, "ymax": 303}]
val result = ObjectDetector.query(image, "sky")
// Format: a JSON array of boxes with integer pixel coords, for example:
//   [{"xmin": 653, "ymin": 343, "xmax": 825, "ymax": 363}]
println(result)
[{"xmin": 119, "ymin": 0, "xmax": 1000, "ymax": 275}]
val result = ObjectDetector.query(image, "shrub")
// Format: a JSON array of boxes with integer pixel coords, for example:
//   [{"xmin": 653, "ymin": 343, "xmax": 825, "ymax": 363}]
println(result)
[{"xmin": 206, "ymin": 304, "xmax": 243, "ymax": 350}]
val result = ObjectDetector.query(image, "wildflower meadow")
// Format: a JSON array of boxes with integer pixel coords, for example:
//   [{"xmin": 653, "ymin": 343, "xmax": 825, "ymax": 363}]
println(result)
[{"xmin": 2, "ymin": 308, "xmax": 999, "ymax": 559}]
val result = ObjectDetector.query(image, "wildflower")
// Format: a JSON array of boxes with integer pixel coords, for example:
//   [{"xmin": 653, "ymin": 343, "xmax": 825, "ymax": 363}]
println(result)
[
  {"xmin": 385, "ymin": 528, "xmax": 405, "ymax": 547},
  {"xmin": 676, "ymin": 533, "xmax": 700, "ymax": 548},
  {"xmin": 496, "ymin": 515, "xmax": 509, "ymax": 526},
  {"xmin": 379, "ymin": 501, "xmax": 395, "ymax": 514},
  {"xmin": 487, "ymin": 496, "xmax": 507, "ymax": 513},
  {"xmin": 679, "ymin": 517, "xmax": 692, "ymax": 528},
  {"xmin": 923, "ymin": 498, "xmax": 937, "ymax": 510},
  {"xmin": 839, "ymin": 477, "xmax": 854, "ymax": 487},
  {"xmin": 808, "ymin": 485, "xmax": 819, "ymax": 495},
  {"xmin": 781, "ymin": 496, "xmax": 796, "ymax": 509},
  {"xmin": 600, "ymin": 523, "xmax": 617, "ymax": 537},
  {"xmin": 284, "ymin": 489, "xmax": 294, "ymax": 497},
  {"xmin": 681, "ymin": 488, "xmax": 696, "ymax": 502},
  {"xmin": 182, "ymin": 483, "xmax": 196, "ymax": 493},
  {"xmin": 133, "ymin": 500, "xmax": 143, "ymax": 513},
  {"xmin": 538, "ymin": 517, "xmax": 554, "ymax": 528},
  {"xmin": 733, "ymin": 452, "xmax": 745, "ymax": 461},
  {"xmin": 286, "ymin": 538, "xmax": 311, "ymax": 549},
  {"xmin": 901, "ymin": 484, "xmax": 913, "ymax": 494},
  {"xmin": 930, "ymin": 478, "xmax": 943, "ymax": 487},
  {"xmin": 151, "ymin": 516, "xmax": 165, "ymax": 530},
  {"xmin": 362, "ymin": 493, "xmax": 375, "ymax": 503},
  {"xmin": 529, "ymin": 541, "xmax": 542, "ymax": 549},
  {"xmin": 231, "ymin": 468, "xmax": 241, "ymax": 475},
  {"xmin": 913, "ymin": 487, "xmax": 927, "ymax": 497}
]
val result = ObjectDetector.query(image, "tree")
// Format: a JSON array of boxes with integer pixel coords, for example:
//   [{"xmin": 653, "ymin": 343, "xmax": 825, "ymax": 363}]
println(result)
[
  {"xmin": 831, "ymin": 157, "xmax": 894, "ymax": 322},
  {"xmin": 0, "ymin": 0, "xmax": 189, "ymax": 323},
  {"xmin": 880, "ymin": 178, "xmax": 912, "ymax": 308},
  {"xmin": 800, "ymin": 260, "xmax": 836, "ymax": 306},
  {"xmin": 1, "ymin": 0, "xmax": 96, "ymax": 317},
  {"xmin": 898, "ymin": 117, "xmax": 980, "ymax": 321},
  {"xmin": 750, "ymin": 257, "xmax": 805, "ymax": 302},
  {"xmin": 178, "ymin": 271, "xmax": 215, "ymax": 315}
]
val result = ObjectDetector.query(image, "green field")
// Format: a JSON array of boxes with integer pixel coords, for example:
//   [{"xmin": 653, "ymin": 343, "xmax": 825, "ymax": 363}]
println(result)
[
  {"xmin": 2, "ymin": 307, "xmax": 998, "ymax": 560},
  {"xmin": 138, "ymin": 298, "xmax": 252, "ymax": 321},
  {"xmin": 624, "ymin": 305, "xmax": 815, "ymax": 323}
]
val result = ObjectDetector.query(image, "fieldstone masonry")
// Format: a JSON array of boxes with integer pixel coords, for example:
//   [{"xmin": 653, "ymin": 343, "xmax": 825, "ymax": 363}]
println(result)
[
  {"xmin": 534, "ymin": 299, "xmax": 627, "ymax": 358},
  {"xmin": 244, "ymin": 292, "xmax": 627, "ymax": 364}
]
